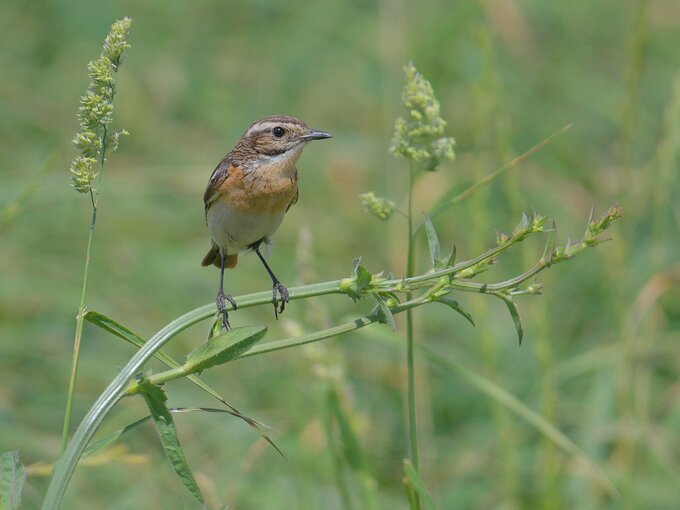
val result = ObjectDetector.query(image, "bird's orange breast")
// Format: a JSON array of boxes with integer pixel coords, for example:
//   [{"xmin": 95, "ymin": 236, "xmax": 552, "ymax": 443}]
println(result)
[{"xmin": 218, "ymin": 163, "xmax": 297, "ymax": 214}]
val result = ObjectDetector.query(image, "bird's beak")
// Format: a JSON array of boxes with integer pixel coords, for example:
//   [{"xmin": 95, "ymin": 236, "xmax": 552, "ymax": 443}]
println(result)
[{"xmin": 302, "ymin": 129, "xmax": 333, "ymax": 141}]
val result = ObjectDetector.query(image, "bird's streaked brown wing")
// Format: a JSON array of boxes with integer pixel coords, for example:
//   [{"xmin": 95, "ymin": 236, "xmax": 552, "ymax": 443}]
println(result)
[
  {"xmin": 203, "ymin": 157, "xmax": 231, "ymax": 214},
  {"xmin": 285, "ymin": 168, "xmax": 299, "ymax": 212},
  {"xmin": 285, "ymin": 187, "xmax": 298, "ymax": 212}
]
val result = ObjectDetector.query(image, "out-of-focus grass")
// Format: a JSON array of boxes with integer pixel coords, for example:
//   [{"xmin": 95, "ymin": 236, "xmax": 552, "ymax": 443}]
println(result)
[{"xmin": 1, "ymin": 0, "xmax": 679, "ymax": 508}]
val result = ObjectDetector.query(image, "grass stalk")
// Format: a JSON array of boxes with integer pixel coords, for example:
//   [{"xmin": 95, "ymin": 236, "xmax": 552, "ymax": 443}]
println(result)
[
  {"xmin": 60, "ymin": 17, "xmax": 131, "ymax": 455},
  {"xmin": 61, "ymin": 128, "xmax": 107, "ymax": 453},
  {"xmin": 60, "ymin": 201, "xmax": 97, "ymax": 453},
  {"xmin": 405, "ymin": 165, "xmax": 420, "ymax": 480}
]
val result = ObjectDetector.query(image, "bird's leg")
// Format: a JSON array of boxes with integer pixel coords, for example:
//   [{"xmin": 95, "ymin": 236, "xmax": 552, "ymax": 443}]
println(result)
[
  {"xmin": 254, "ymin": 246, "xmax": 289, "ymax": 319},
  {"xmin": 216, "ymin": 250, "xmax": 237, "ymax": 329}
]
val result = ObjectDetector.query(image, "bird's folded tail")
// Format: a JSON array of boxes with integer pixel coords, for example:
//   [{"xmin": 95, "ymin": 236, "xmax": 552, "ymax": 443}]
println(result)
[{"xmin": 201, "ymin": 243, "xmax": 238, "ymax": 269}]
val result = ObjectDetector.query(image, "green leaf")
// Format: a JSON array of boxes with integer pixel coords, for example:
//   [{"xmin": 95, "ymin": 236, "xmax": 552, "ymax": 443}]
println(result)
[
  {"xmin": 83, "ymin": 407, "xmax": 285, "ymax": 461},
  {"xmin": 513, "ymin": 211, "xmax": 530, "ymax": 237},
  {"xmin": 0, "ymin": 450, "xmax": 25, "ymax": 510},
  {"xmin": 83, "ymin": 416, "xmax": 152, "ymax": 458},
  {"xmin": 206, "ymin": 317, "xmax": 223, "ymax": 341},
  {"xmin": 86, "ymin": 311, "xmax": 232, "ymax": 405},
  {"xmin": 541, "ymin": 221, "xmax": 557, "ymax": 264},
  {"xmin": 373, "ymin": 295, "xmax": 396, "ymax": 330},
  {"xmin": 138, "ymin": 378, "xmax": 204, "ymax": 504},
  {"xmin": 403, "ymin": 459, "xmax": 437, "ymax": 510},
  {"xmin": 433, "ymin": 296, "xmax": 475, "ymax": 327},
  {"xmin": 184, "ymin": 326, "xmax": 267, "ymax": 374},
  {"xmin": 494, "ymin": 292, "xmax": 524, "ymax": 345},
  {"xmin": 423, "ymin": 215, "xmax": 442, "ymax": 267},
  {"xmin": 343, "ymin": 258, "xmax": 374, "ymax": 301},
  {"xmin": 85, "ymin": 310, "xmax": 145, "ymax": 347},
  {"xmin": 353, "ymin": 258, "xmax": 373, "ymax": 290},
  {"xmin": 423, "ymin": 215, "xmax": 452, "ymax": 269}
]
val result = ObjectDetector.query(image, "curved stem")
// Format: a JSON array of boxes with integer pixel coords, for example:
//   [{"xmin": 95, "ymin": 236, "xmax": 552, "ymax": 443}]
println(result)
[
  {"xmin": 44, "ymin": 228, "xmax": 567, "ymax": 508},
  {"xmin": 43, "ymin": 280, "xmax": 345, "ymax": 509}
]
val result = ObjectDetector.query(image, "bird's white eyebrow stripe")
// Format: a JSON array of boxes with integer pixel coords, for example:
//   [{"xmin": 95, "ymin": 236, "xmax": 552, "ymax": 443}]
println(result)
[
  {"xmin": 246, "ymin": 121, "xmax": 280, "ymax": 135},
  {"xmin": 245, "ymin": 120, "xmax": 306, "ymax": 137}
]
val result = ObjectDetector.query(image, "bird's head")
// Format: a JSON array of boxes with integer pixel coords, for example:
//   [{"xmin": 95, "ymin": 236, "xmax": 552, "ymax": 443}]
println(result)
[{"xmin": 241, "ymin": 115, "xmax": 332, "ymax": 160}]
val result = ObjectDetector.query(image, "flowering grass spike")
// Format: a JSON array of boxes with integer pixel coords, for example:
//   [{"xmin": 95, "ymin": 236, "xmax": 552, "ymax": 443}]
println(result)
[
  {"xmin": 69, "ymin": 17, "xmax": 131, "ymax": 193},
  {"xmin": 359, "ymin": 192, "xmax": 396, "ymax": 220},
  {"xmin": 390, "ymin": 62, "xmax": 455, "ymax": 171}
]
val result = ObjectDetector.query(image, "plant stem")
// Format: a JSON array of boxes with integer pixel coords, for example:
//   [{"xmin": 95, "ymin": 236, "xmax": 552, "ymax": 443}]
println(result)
[
  {"xmin": 405, "ymin": 165, "xmax": 420, "ymax": 509},
  {"xmin": 45, "ymin": 213, "xmax": 593, "ymax": 508},
  {"xmin": 61, "ymin": 124, "xmax": 107, "ymax": 454},
  {"xmin": 43, "ymin": 281, "xmax": 347, "ymax": 509},
  {"xmin": 60, "ymin": 203, "xmax": 97, "ymax": 453}
]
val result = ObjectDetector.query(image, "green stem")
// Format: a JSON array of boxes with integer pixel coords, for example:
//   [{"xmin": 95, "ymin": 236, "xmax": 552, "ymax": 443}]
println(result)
[
  {"xmin": 44, "ymin": 223, "xmax": 575, "ymax": 508},
  {"xmin": 60, "ymin": 202, "xmax": 97, "ymax": 453},
  {"xmin": 61, "ymin": 124, "xmax": 108, "ymax": 454},
  {"xmin": 405, "ymin": 165, "xmax": 420, "ymax": 502},
  {"xmin": 43, "ymin": 280, "xmax": 346, "ymax": 509},
  {"xmin": 127, "ymin": 299, "xmax": 424, "ymax": 394}
]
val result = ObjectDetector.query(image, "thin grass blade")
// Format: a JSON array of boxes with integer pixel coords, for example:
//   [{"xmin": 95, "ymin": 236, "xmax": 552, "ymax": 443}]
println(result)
[
  {"xmin": 421, "ymin": 345, "xmax": 620, "ymax": 499},
  {"xmin": 0, "ymin": 450, "xmax": 25, "ymax": 510},
  {"xmin": 403, "ymin": 459, "xmax": 437, "ymax": 510}
]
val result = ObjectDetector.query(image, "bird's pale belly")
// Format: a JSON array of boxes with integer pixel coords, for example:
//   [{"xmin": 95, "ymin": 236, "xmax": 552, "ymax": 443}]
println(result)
[{"xmin": 206, "ymin": 199, "xmax": 285, "ymax": 253}]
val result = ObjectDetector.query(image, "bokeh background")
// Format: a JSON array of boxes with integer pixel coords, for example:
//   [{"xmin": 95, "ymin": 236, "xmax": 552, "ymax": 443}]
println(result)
[{"xmin": 2, "ymin": 1, "xmax": 679, "ymax": 508}]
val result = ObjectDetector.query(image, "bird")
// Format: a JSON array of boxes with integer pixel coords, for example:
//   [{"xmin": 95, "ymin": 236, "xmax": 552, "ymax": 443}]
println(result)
[{"xmin": 202, "ymin": 115, "xmax": 332, "ymax": 329}]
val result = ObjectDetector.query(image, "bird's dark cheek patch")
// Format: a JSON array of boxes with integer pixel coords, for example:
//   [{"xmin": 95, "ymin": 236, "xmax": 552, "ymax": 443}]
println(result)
[{"xmin": 256, "ymin": 141, "xmax": 287, "ymax": 156}]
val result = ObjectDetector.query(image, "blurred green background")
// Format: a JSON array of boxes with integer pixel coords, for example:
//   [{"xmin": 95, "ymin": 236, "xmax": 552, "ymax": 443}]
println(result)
[{"xmin": 1, "ymin": 0, "xmax": 679, "ymax": 508}]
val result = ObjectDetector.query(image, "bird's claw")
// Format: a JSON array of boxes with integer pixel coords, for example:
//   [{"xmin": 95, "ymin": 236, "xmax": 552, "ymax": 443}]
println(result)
[
  {"xmin": 272, "ymin": 281, "xmax": 289, "ymax": 319},
  {"xmin": 216, "ymin": 290, "xmax": 237, "ymax": 330}
]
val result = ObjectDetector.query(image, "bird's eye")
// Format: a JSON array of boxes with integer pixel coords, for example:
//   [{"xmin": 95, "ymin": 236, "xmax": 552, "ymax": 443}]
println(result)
[{"xmin": 272, "ymin": 126, "xmax": 285, "ymax": 138}]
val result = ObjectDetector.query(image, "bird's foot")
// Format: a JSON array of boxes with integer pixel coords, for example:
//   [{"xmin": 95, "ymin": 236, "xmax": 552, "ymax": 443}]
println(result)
[
  {"xmin": 272, "ymin": 281, "xmax": 289, "ymax": 319},
  {"xmin": 216, "ymin": 290, "xmax": 237, "ymax": 330}
]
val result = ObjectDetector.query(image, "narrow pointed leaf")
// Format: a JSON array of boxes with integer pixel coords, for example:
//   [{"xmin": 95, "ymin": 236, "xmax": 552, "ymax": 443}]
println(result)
[
  {"xmin": 83, "ymin": 416, "xmax": 152, "ymax": 458},
  {"xmin": 494, "ymin": 292, "xmax": 523, "ymax": 345},
  {"xmin": 423, "ymin": 214, "xmax": 442, "ymax": 268},
  {"xmin": 374, "ymin": 296, "xmax": 396, "ymax": 330},
  {"xmin": 584, "ymin": 205, "xmax": 595, "ymax": 238},
  {"xmin": 84, "ymin": 407, "xmax": 285, "ymax": 461},
  {"xmin": 206, "ymin": 317, "xmax": 223, "ymax": 341},
  {"xmin": 138, "ymin": 379, "xmax": 204, "ymax": 503},
  {"xmin": 541, "ymin": 221, "xmax": 557, "ymax": 264},
  {"xmin": 403, "ymin": 472, "xmax": 418, "ymax": 510},
  {"xmin": 513, "ymin": 211, "xmax": 530, "ymax": 236},
  {"xmin": 184, "ymin": 326, "xmax": 267, "ymax": 374},
  {"xmin": 345, "ymin": 258, "xmax": 374, "ymax": 301},
  {"xmin": 0, "ymin": 450, "xmax": 25, "ymax": 510},
  {"xmin": 403, "ymin": 459, "xmax": 437, "ymax": 510},
  {"xmin": 433, "ymin": 296, "xmax": 475, "ymax": 327}
]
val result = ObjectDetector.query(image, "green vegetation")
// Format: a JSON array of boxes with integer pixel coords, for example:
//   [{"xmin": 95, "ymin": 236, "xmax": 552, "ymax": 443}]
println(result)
[{"xmin": 1, "ymin": 1, "xmax": 678, "ymax": 509}]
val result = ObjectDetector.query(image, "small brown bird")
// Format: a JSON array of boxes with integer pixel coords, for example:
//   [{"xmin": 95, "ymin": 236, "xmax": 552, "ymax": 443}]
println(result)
[{"xmin": 202, "ymin": 115, "xmax": 332, "ymax": 329}]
